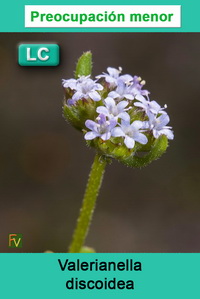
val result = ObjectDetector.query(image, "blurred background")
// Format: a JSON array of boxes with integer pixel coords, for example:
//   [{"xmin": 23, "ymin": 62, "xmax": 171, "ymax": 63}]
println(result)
[{"xmin": 0, "ymin": 33, "xmax": 200, "ymax": 252}]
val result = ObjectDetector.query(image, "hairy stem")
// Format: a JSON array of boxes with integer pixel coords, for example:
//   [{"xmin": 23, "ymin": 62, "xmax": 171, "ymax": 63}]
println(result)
[{"xmin": 69, "ymin": 154, "xmax": 107, "ymax": 253}]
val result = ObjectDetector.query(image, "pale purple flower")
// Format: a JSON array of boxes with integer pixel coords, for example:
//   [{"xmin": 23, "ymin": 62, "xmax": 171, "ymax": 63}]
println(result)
[
  {"xmin": 134, "ymin": 98, "xmax": 167, "ymax": 116},
  {"xmin": 111, "ymin": 116, "xmax": 148, "ymax": 149},
  {"xmin": 84, "ymin": 114, "xmax": 117, "ymax": 141},
  {"xmin": 62, "ymin": 75, "xmax": 91, "ymax": 89},
  {"xmin": 63, "ymin": 76, "xmax": 103, "ymax": 105},
  {"xmin": 96, "ymin": 67, "xmax": 132, "ymax": 88},
  {"xmin": 108, "ymin": 81, "xmax": 135, "ymax": 101},
  {"xmin": 96, "ymin": 97, "xmax": 130, "ymax": 121},
  {"xmin": 130, "ymin": 76, "xmax": 150, "ymax": 98},
  {"xmin": 145, "ymin": 113, "xmax": 174, "ymax": 140},
  {"xmin": 62, "ymin": 78, "xmax": 77, "ymax": 89}
]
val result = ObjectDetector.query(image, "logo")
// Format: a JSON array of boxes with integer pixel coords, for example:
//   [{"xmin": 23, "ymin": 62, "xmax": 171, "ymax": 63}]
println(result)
[
  {"xmin": 18, "ymin": 44, "xmax": 60, "ymax": 66},
  {"xmin": 8, "ymin": 234, "xmax": 23, "ymax": 248}
]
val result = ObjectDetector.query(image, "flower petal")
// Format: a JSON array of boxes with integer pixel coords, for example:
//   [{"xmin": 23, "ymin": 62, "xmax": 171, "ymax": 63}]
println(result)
[
  {"xmin": 131, "ymin": 120, "xmax": 143, "ymax": 130},
  {"xmin": 95, "ymin": 83, "xmax": 104, "ymax": 90},
  {"xmin": 157, "ymin": 114, "xmax": 170, "ymax": 128},
  {"xmin": 118, "ymin": 74, "xmax": 133, "ymax": 83},
  {"xmin": 108, "ymin": 91, "xmax": 119, "ymax": 99},
  {"xmin": 159, "ymin": 129, "xmax": 174, "ymax": 140},
  {"xmin": 109, "ymin": 118, "xmax": 117, "ymax": 130},
  {"xmin": 85, "ymin": 120, "xmax": 97, "ymax": 131},
  {"xmin": 135, "ymin": 94, "xmax": 145, "ymax": 102},
  {"xmin": 84, "ymin": 131, "xmax": 99, "ymax": 140},
  {"xmin": 153, "ymin": 129, "xmax": 160, "ymax": 139},
  {"xmin": 72, "ymin": 91, "xmax": 83, "ymax": 101},
  {"xmin": 118, "ymin": 112, "xmax": 130, "ymax": 122},
  {"xmin": 107, "ymin": 67, "xmax": 120, "ymax": 78},
  {"xmin": 124, "ymin": 136, "xmax": 135, "ymax": 149},
  {"xmin": 105, "ymin": 77, "xmax": 117, "ymax": 87},
  {"xmin": 121, "ymin": 117, "xmax": 131, "ymax": 127},
  {"xmin": 124, "ymin": 94, "xmax": 134, "ymax": 100},
  {"xmin": 104, "ymin": 97, "xmax": 116, "ymax": 109},
  {"xmin": 117, "ymin": 100, "xmax": 129, "ymax": 111},
  {"xmin": 96, "ymin": 106, "xmax": 110, "ymax": 117},
  {"xmin": 111, "ymin": 127, "xmax": 125, "ymax": 137},
  {"xmin": 89, "ymin": 91, "xmax": 101, "ymax": 102},
  {"xmin": 101, "ymin": 132, "xmax": 111, "ymax": 141},
  {"xmin": 134, "ymin": 133, "xmax": 148, "ymax": 144},
  {"xmin": 141, "ymin": 121, "xmax": 150, "ymax": 130},
  {"xmin": 150, "ymin": 100, "xmax": 161, "ymax": 112},
  {"xmin": 134, "ymin": 102, "xmax": 145, "ymax": 109},
  {"xmin": 62, "ymin": 78, "xmax": 77, "ymax": 89}
]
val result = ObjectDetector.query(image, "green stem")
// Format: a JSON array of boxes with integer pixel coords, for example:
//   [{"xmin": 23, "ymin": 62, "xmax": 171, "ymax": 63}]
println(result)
[{"xmin": 69, "ymin": 154, "xmax": 107, "ymax": 253}]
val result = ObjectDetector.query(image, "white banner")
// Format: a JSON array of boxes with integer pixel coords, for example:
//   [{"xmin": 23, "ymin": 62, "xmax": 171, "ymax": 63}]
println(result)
[{"xmin": 25, "ymin": 5, "xmax": 181, "ymax": 28}]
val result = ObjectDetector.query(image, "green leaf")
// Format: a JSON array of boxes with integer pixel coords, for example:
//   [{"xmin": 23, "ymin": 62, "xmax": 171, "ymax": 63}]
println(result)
[
  {"xmin": 75, "ymin": 51, "xmax": 92, "ymax": 78},
  {"xmin": 119, "ymin": 135, "xmax": 168, "ymax": 168}
]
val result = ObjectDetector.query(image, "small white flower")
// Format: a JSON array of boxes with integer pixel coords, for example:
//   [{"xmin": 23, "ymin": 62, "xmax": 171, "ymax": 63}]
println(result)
[
  {"xmin": 145, "ymin": 113, "xmax": 174, "ymax": 140},
  {"xmin": 108, "ymin": 81, "xmax": 135, "ymax": 101},
  {"xmin": 134, "ymin": 98, "xmax": 167, "ymax": 116},
  {"xmin": 62, "ymin": 78, "xmax": 77, "ymax": 90},
  {"xmin": 84, "ymin": 114, "xmax": 117, "ymax": 141},
  {"xmin": 96, "ymin": 67, "xmax": 132, "ymax": 88},
  {"xmin": 96, "ymin": 97, "xmax": 130, "ymax": 121},
  {"xmin": 112, "ymin": 116, "xmax": 148, "ymax": 149},
  {"xmin": 63, "ymin": 76, "xmax": 103, "ymax": 105},
  {"xmin": 130, "ymin": 76, "xmax": 150, "ymax": 98}
]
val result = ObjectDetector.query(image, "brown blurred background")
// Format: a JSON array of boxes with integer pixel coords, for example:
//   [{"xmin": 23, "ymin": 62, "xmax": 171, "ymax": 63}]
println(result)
[{"xmin": 0, "ymin": 33, "xmax": 200, "ymax": 252}]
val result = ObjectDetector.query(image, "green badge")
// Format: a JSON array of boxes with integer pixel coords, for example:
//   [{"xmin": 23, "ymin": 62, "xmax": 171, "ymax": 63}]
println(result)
[{"xmin": 18, "ymin": 44, "xmax": 60, "ymax": 66}]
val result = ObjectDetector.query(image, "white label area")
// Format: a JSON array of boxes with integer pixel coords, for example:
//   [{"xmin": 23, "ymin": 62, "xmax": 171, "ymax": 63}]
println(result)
[{"xmin": 25, "ymin": 5, "xmax": 181, "ymax": 28}]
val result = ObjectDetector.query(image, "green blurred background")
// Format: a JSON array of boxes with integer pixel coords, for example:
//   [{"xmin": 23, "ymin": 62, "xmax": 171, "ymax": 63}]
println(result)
[{"xmin": 0, "ymin": 33, "xmax": 200, "ymax": 252}]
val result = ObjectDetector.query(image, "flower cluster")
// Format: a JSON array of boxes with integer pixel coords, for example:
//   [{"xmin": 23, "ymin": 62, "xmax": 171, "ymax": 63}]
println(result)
[
  {"xmin": 63, "ymin": 67, "xmax": 173, "ymax": 150},
  {"xmin": 62, "ymin": 53, "xmax": 174, "ymax": 168}
]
